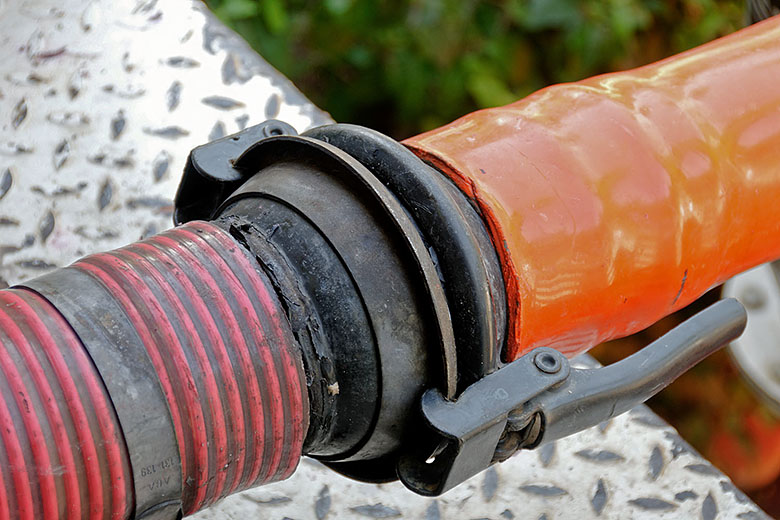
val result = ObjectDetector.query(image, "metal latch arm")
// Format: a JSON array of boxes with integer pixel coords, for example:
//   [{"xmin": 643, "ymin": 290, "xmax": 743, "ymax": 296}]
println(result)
[
  {"xmin": 398, "ymin": 298, "xmax": 747, "ymax": 496},
  {"xmin": 529, "ymin": 297, "xmax": 747, "ymax": 445}
]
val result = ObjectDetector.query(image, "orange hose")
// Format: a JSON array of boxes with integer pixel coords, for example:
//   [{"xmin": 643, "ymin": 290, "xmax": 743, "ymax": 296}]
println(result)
[{"xmin": 404, "ymin": 15, "xmax": 780, "ymax": 361}]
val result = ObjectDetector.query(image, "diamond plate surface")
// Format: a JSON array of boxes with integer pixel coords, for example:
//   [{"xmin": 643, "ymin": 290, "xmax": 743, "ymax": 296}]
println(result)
[
  {"xmin": 0, "ymin": 1, "xmax": 769, "ymax": 519},
  {"xmin": 0, "ymin": 0, "xmax": 329, "ymax": 287}
]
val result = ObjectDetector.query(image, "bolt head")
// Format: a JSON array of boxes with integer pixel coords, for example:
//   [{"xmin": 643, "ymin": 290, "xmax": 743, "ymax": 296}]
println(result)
[{"xmin": 534, "ymin": 350, "xmax": 562, "ymax": 374}]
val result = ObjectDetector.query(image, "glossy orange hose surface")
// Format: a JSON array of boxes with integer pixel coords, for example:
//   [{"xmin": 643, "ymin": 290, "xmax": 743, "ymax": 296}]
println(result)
[{"xmin": 405, "ymin": 16, "xmax": 780, "ymax": 361}]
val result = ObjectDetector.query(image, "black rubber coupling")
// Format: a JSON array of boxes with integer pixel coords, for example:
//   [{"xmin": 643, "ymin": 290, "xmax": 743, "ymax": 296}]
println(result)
[{"xmin": 173, "ymin": 121, "xmax": 507, "ymax": 482}]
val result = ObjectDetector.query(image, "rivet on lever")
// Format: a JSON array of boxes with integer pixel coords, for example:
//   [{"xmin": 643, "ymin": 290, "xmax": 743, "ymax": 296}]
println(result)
[{"xmin": 534, "ymin": 350, "xmax": 563, "ymax": 374}]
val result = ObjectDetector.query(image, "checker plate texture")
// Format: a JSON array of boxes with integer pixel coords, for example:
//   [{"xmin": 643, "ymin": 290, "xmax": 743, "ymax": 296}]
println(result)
[{"xmin": 0, "ymin": 1, "xmax": 768, "ymax": 519}]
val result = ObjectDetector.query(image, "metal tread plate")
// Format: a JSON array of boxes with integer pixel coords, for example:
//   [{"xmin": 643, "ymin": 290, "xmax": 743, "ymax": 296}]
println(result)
[{"xmin": 0, "ymin": 1, "xmax": 767, "ymax": 518}]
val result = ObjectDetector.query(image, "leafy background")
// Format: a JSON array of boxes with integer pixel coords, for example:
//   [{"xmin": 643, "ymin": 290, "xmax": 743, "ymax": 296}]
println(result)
[
  {"xmin": 206, "ymin": 0, "xmax": 780, "ymax": 514},
  {"xmin": 207, "ymin": 0, "xmax": 743, "ymax": 138}
]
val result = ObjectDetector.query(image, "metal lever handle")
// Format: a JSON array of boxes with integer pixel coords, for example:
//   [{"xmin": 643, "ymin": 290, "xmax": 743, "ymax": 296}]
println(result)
[
  {"xmin": 398, "ymin": 298, "xmax": 747, "ymax": 496},
  {"xmin": 532, "ymin": 297, "xmax": 747, "ymax": 445}
]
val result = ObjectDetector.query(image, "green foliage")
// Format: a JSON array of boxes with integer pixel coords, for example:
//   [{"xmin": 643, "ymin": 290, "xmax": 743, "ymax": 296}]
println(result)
[{"xmin": 207, "ymin": 0, "xmax": 743, "ymax": 138}]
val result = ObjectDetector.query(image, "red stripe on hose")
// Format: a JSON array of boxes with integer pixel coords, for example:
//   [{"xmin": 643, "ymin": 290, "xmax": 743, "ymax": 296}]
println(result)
[
  {"xmin": 0, "ymin": 379, "xmax": 33, "ymax": 520},
  {"xmin": 0, "ymin": 288, "xmax": 134, "ymax": 520},
  {"xmin": 57, "ymin": 221, "xmax": 307, "ymax": 516},
  {"xmin": 48, "ymin": 313, "xmax": 131, "ymax": 520},
  {"xmin": 134, "ymin": 239, "xmax": 251, "ymax": 497},
  {"xmin": 164, "ymin": 227, "xmax": 277, "ymax": 498},
  {"xmin": 146, "ymin": 234, "xmax": 261, "ymax": 490},
  {"xmin": 14, "ymin": 290, "xmax": 132, "ymax": 519},
  {"xmin": 0, "ymin": 220, "xmax": 306, "ymax": 518},
  {"xmin": 174, "ymin": 226, "xmax": 287, "ymax": 486},
  {"xmin": 190, "ymin": 222, "xmax": 307, "ymax": 441},
  {"xmin": 70, "ymin": 261, "xmax": 188, "ymax": 480},
  {"xmin": 164, "ymin": 222, "xmax": 305, "ymax": 510},
  {"xmin": 0, "ymin": 435, "xmax": 8, "ymax": 520},
  {"xmin": 75, "ymin": 256, "xmax": 211, "ymax": 509},
  {"xmin": 0, "ymin": 292, "xmax": 84, "ymax": 519},
  {"xmin": 112, "ymin": 248, "xmax": 230, "ymax": 505},
  {"xmin": 0, "ymin": 305, "xmax": 59, "ymax": 519},
  {"xmin": 187, "ymin": 221, "xmax": 307, "ymax": 477}
]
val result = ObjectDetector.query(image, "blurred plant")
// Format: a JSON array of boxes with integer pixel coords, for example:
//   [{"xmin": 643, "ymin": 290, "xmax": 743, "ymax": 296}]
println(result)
[{"xmin": 207, "ymin": 0, "xmax": 742, "ymax": 138}]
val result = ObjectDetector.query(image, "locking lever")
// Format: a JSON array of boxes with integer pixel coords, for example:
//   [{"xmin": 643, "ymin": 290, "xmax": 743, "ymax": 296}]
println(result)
[{"xmin": 398, "ymin": 298, "xmax": 747, "ymax": 496}]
